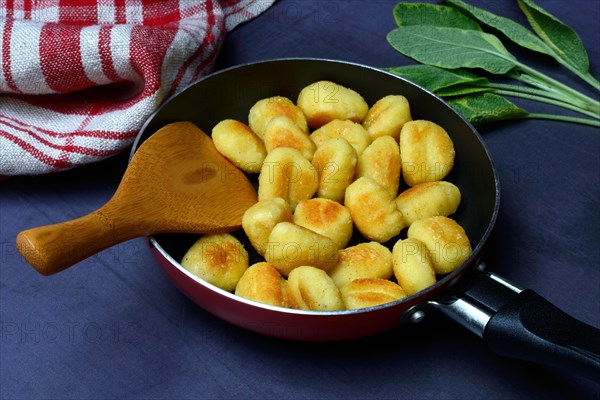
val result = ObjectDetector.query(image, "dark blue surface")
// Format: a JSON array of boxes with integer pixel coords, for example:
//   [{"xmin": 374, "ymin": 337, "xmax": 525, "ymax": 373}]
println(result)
[{"xmin": 1, "ymin": 1, "xmax": 599, "ymax": 399}]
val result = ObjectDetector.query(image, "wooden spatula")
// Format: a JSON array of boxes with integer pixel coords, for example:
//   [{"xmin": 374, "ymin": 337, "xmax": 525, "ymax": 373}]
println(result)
[{"xmin": 16, "ymin": 121, "xmax": 258, "ymax": 276}]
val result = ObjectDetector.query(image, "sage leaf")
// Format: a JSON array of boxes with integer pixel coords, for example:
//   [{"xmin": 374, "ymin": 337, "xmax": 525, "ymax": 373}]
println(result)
[
  {"xmin": 517, "ymin": 0, "xmax": 589, "ymax": 74},
  {"xmin": 385, "ymin": 65, "xmax": 489, "ymax": 93},
  {"xmin": 447, "ymin": 93, "xmax": 528, "ymax": 125},
  {"xmin": 387, "ymin": 25, "xmax": 518, "ymax": 74},
  {"xmin": 445, "ymin": 0, "xmax": 553, "ymax": 56},
  {"xmin": 393, "ymin": 2, "xmax": 480, "ymax": 30}
]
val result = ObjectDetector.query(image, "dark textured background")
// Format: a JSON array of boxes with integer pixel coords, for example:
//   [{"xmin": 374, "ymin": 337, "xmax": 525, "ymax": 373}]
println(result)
[{"xmin": 1, "ymin": 1, "xmax": 599, "ymax": 398}]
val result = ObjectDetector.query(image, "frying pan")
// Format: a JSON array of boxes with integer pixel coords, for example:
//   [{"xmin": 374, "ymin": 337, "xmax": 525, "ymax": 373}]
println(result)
[{"xmin": 134, "ymin": 59, "xmax": 600, "ymax": 381}]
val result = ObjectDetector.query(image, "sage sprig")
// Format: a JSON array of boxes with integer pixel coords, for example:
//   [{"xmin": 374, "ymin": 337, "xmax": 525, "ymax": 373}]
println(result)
[{"xmin": 385, "ymin": 0, "xmax": 600, "ymax": 127}]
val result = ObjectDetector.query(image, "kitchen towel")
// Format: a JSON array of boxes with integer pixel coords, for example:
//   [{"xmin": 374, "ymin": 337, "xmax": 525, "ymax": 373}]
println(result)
[{"xmin": 0, "ymin": 0, "xmax": 274, "ymax": 176}]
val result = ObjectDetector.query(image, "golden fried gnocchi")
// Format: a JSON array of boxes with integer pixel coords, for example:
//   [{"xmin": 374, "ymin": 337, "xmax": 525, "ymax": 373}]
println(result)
[
  {"xmin": 392, "ymin": 238, "xmax": 437, "ymax": 295},
  {"xmin": 248, "ymin": 96, "xmax": 309, "ymax": 139},
  {"xmin": 356, "ymin": 136, "xmax": 401, "ymax": 197},
  {"xmin": 329, "ymin": 242, "xmax": 393, "ymax": 289},
  {"xmin": 265, "ymin": 222, "xmax": 339, "ymax": 277},
  {"xmin": 258, "ymin": 147, "xmax": 318, "ymax": 210},
  {"xmin": 340, "ymin": 278, "xmax": 406, "ymax": 310},
  {"xmin": 212, "ymin": 119, "xmax": 266, "ymax": 173},
  {"xmin": 400, "ymin": 120, "xmax": 455, "ymax": 186},
  {"xmin": 311, "ymin": 137, "xmax": 357, "ymax": 203},
  {"xmin": 297, "ymin": 81, "xmax": 369, "ymax": 129},
  {"xmin": 287, "ymin": 266, "xmax": 345, "ymax": 311},
  {"xmin": 187, "ymin": 81, "xmax": 474, "ymax": 312},
  {"xmin": 407, "ymin": 216, "xmax": 472, "ymax": 275},
  {"xmin": 362, "ymin": 95, "xmax": 412, "ymax": 142},
  {"xmin": 235, "ymin": 262, "xmax": 288, "ymax": 307},
  {"xmin": 293, "ymin": 198, "xmax": 353, "ymax": 249},
  {"xmin": 181, "ymin": 233, "xmax": 249, "ymax": 292},
  {"xmin": 242, "ymin": 197, "xmax": 293, "ymax": 256},
  {"xmin": 395, "ymin": 181, "xmax": 461, "ymax": 226},
  {"xmin": 344, "ymin": 177, "xmax": 405, "ymax": 243},
  {"xmin": 309, "ymin": 119, "xmax": 371, "ymax": 156},
  {"xmin": 263, "ymin": 116, "xmax": 316, "ymax": 160}
]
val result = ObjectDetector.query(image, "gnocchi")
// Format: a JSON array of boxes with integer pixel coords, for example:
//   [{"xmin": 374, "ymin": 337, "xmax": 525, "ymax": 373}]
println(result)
[
  {"xmin": 344, "ymin": 177, "xmax": 405, "ymax": 243},
  {"xmin": 263, "ymin": 115, "xmax": 316, "ymax": 160},
  {"xmin": 242, "ymin": 197, "xmax": 292, "ymax": 256},
  {"xmin": 258, "ymin": 147, "xmax": 318, "ymax": 210},
  {"xmin": 362, "ymin": 95, "xmax": 412, "ymax": 142},
  {"xmin": 182, "ymin": 79, "xmax": 473, "ymax": 312},
  {"xmin": 329, "ymin": 241, "xmax": 393, "ymax": 289},
  {"xmin": 395, "ymin": 181, "xmax": 461, "ymax": 226},
  {"xmin": 340, "ymin": 278, "xmax": 406, "ymax": 310},
  {"xmin": 356, "ymin": 136, "xmax": 401, "ymax": 197},
  {"xmin": 400, "ymin": 120, "xmax": 455, "ymax": 187},
  {"xmin": 392, "ymin": 238, "xmax": 436, "ymax": 295},
  {"xmin": 292, "ymin": 198, "xmax": 353, "ymax": 249},
  {"xmin": 248, "ymin": 96, "xmax": 309, "ymax": 139},
  {"xmin": 309, "ymin": 119, "xmax": 371, "ymax": 156},
  {"xmin": 407, "ymin": 216, "xmax": 472, "ymax": 275},
  {"xmin": 297, "ymin": 81, "xmax": 369, "ymax": 129},
  {"xmin": 287, "ymin": 266, "xmax": 345, "ymax": 311},
  {"xmin": 181, "ymin": 233, "xmax": 249, "ymax": 292},
  {"xmin": 211, "ymin": 119, "xmax": 266, "ymax": 174},
  {"xmin": 264, "ymin": 221, "xmax": 339, "ymax": 277},
  {"xmin": 311, "ymin": 137, "xmax": 357, "ymax": 203},
  {"xmin": 235, "ymin": 262, "xmax": 288, "ymax": 308}
]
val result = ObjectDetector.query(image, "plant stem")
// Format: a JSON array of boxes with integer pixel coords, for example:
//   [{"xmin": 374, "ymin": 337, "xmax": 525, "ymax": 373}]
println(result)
[
  {"xmin": 515, "ymin": 62, "xmax": 600, "ymax": 113},
  {"xmin": 525, "ymin": 113, "xmax": 600, "ymax": 127},
  {"xmin": 490, "ymin": 87, "xmax": 600, "ymax": 119}
]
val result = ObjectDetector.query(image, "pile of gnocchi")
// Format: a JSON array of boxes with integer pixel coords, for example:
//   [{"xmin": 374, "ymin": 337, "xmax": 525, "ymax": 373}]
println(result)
[{"xmin": 180, "ymin": 80, "xmax": 472, "ymax": 311}]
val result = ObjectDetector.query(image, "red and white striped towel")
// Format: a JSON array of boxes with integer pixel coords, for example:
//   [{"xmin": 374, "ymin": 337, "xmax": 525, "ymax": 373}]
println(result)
[{"xmin": 0, "ymin": 0, "xmax": 274, "ymax": 176}]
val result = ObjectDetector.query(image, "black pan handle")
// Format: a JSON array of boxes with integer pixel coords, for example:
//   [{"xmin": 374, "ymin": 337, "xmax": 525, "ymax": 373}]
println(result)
[{"xmin": 429, "ymin": 269, "xmax": 600, "ymax": 382}]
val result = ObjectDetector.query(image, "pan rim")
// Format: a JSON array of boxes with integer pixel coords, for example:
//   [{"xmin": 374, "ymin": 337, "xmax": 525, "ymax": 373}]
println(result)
[{"xmin": 135, "ymin": 57, "xmax": 501, "ymax": 317}]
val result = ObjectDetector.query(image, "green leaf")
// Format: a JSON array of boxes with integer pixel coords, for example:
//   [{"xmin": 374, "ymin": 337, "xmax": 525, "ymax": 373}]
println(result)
[
  {"xmin": 393, "ymin": 2, "xmax": 481, "ymax": 30},
  {"xmin": 517, "ymin": 0, "xmax": 589, "ymax": 74},
  {"xmin": 447, "ymin": 93, "xmax": 528, "ymax": 125},
  {"xmin": 445, "ymin": 0, "xmax": 554, "ymax": 56},
  {"xmin": 387, "ymin": 25, "xmax": 518, "ymax": 74},
  {"xmin": 385, "ymin": 65, "xmax": 489, "ymax": 92}
]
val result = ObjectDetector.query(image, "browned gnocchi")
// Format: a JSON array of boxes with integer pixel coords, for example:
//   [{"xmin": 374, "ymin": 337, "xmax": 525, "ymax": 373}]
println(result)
[
  {"xmin": 344, "ymin": 177, "xmax": 405, "ymax": 243},
  {"xmin": 287, "ymin": 266, "xmax": 345, "ymax": 311},
  {"xmin": 400, "ymin": 120, "xmax": 455, "ymax": 186},
  {"xmin": 362, "ymin": 94, "xmax": 412, "ymax": 142},
  {"xmin": 329, "ymin": 241, "xmax": 393, "ymax": 288},
  {"xmin": 258, "ymin": 147, "xmax": 318, "ymax": 210},
  {"xmin": 235, "ymin": 262, "xmax": 288, "ymax": 307},
  {"xmin": 292, "ymin": 198, "xmax": 353, "ymax": 249},
  {"xmin": 356, "ymin": 136, "xmax": 401, "ymax": 197},
  {"xmin": 340, "ymin": 278, "xmax": 406, "ymax": 310},
  {"xmin": 395, "ymin": 181, "xmax": 461, "ymax": 226},
  {"xmin": 263, "ymin": 116, "xmax": 316, "ymax": 160},
  {"xmin": 182, "ymin": 79, "xmax": 472, "ymax": 312},
  {"xmin": 297, "ymin": 81, "xmax": 369, "ymax": 129},
  {"xmin": 181, "ymin": 233, "xmax": 249, "ymax": 292},
  {"xmin": 242, "ymin": 197, "xmax": 292, "ymax": 256},
  {"xmin": 407, "ymin": 216, "xmax": 472, "ymax": 275},
  {"xmin": 309, "ymin": 119, "xmax": 372, "ymax": 156},
  {"xmin": 264, "ymin": 221, "xmax": 339, "ymax": 277},
  {"xmin": 311, "ymin": 137, "xmax": 357, "ymax": 203},
  {"xmin": 248, "ymin": 96, "xmax": 309, "ymax": 139},
  {"xmin": 212, "ymin": 119, "xmax": 266, "ymax": 173}
]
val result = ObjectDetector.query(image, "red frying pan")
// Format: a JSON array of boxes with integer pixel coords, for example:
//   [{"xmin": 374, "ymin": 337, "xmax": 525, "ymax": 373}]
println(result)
[
  {"xmin": 15, "ymin": 58, "xmax": 597, "ymax": 382},
  {"xmin": 133, "ymin": 59, "xmax": 599, "ymax": 382}
]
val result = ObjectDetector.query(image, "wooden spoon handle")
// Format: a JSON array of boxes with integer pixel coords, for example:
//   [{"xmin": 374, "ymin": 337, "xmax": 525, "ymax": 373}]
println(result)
[{"xmin": 16, "ymin": 206, "xmax": 138, "ymax": 276}]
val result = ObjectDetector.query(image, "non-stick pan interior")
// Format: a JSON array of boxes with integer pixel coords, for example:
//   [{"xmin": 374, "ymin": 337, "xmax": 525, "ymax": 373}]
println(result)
[{"xmin": 135, "ymin": 59, "xmax": 499, "ymax": 339}]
